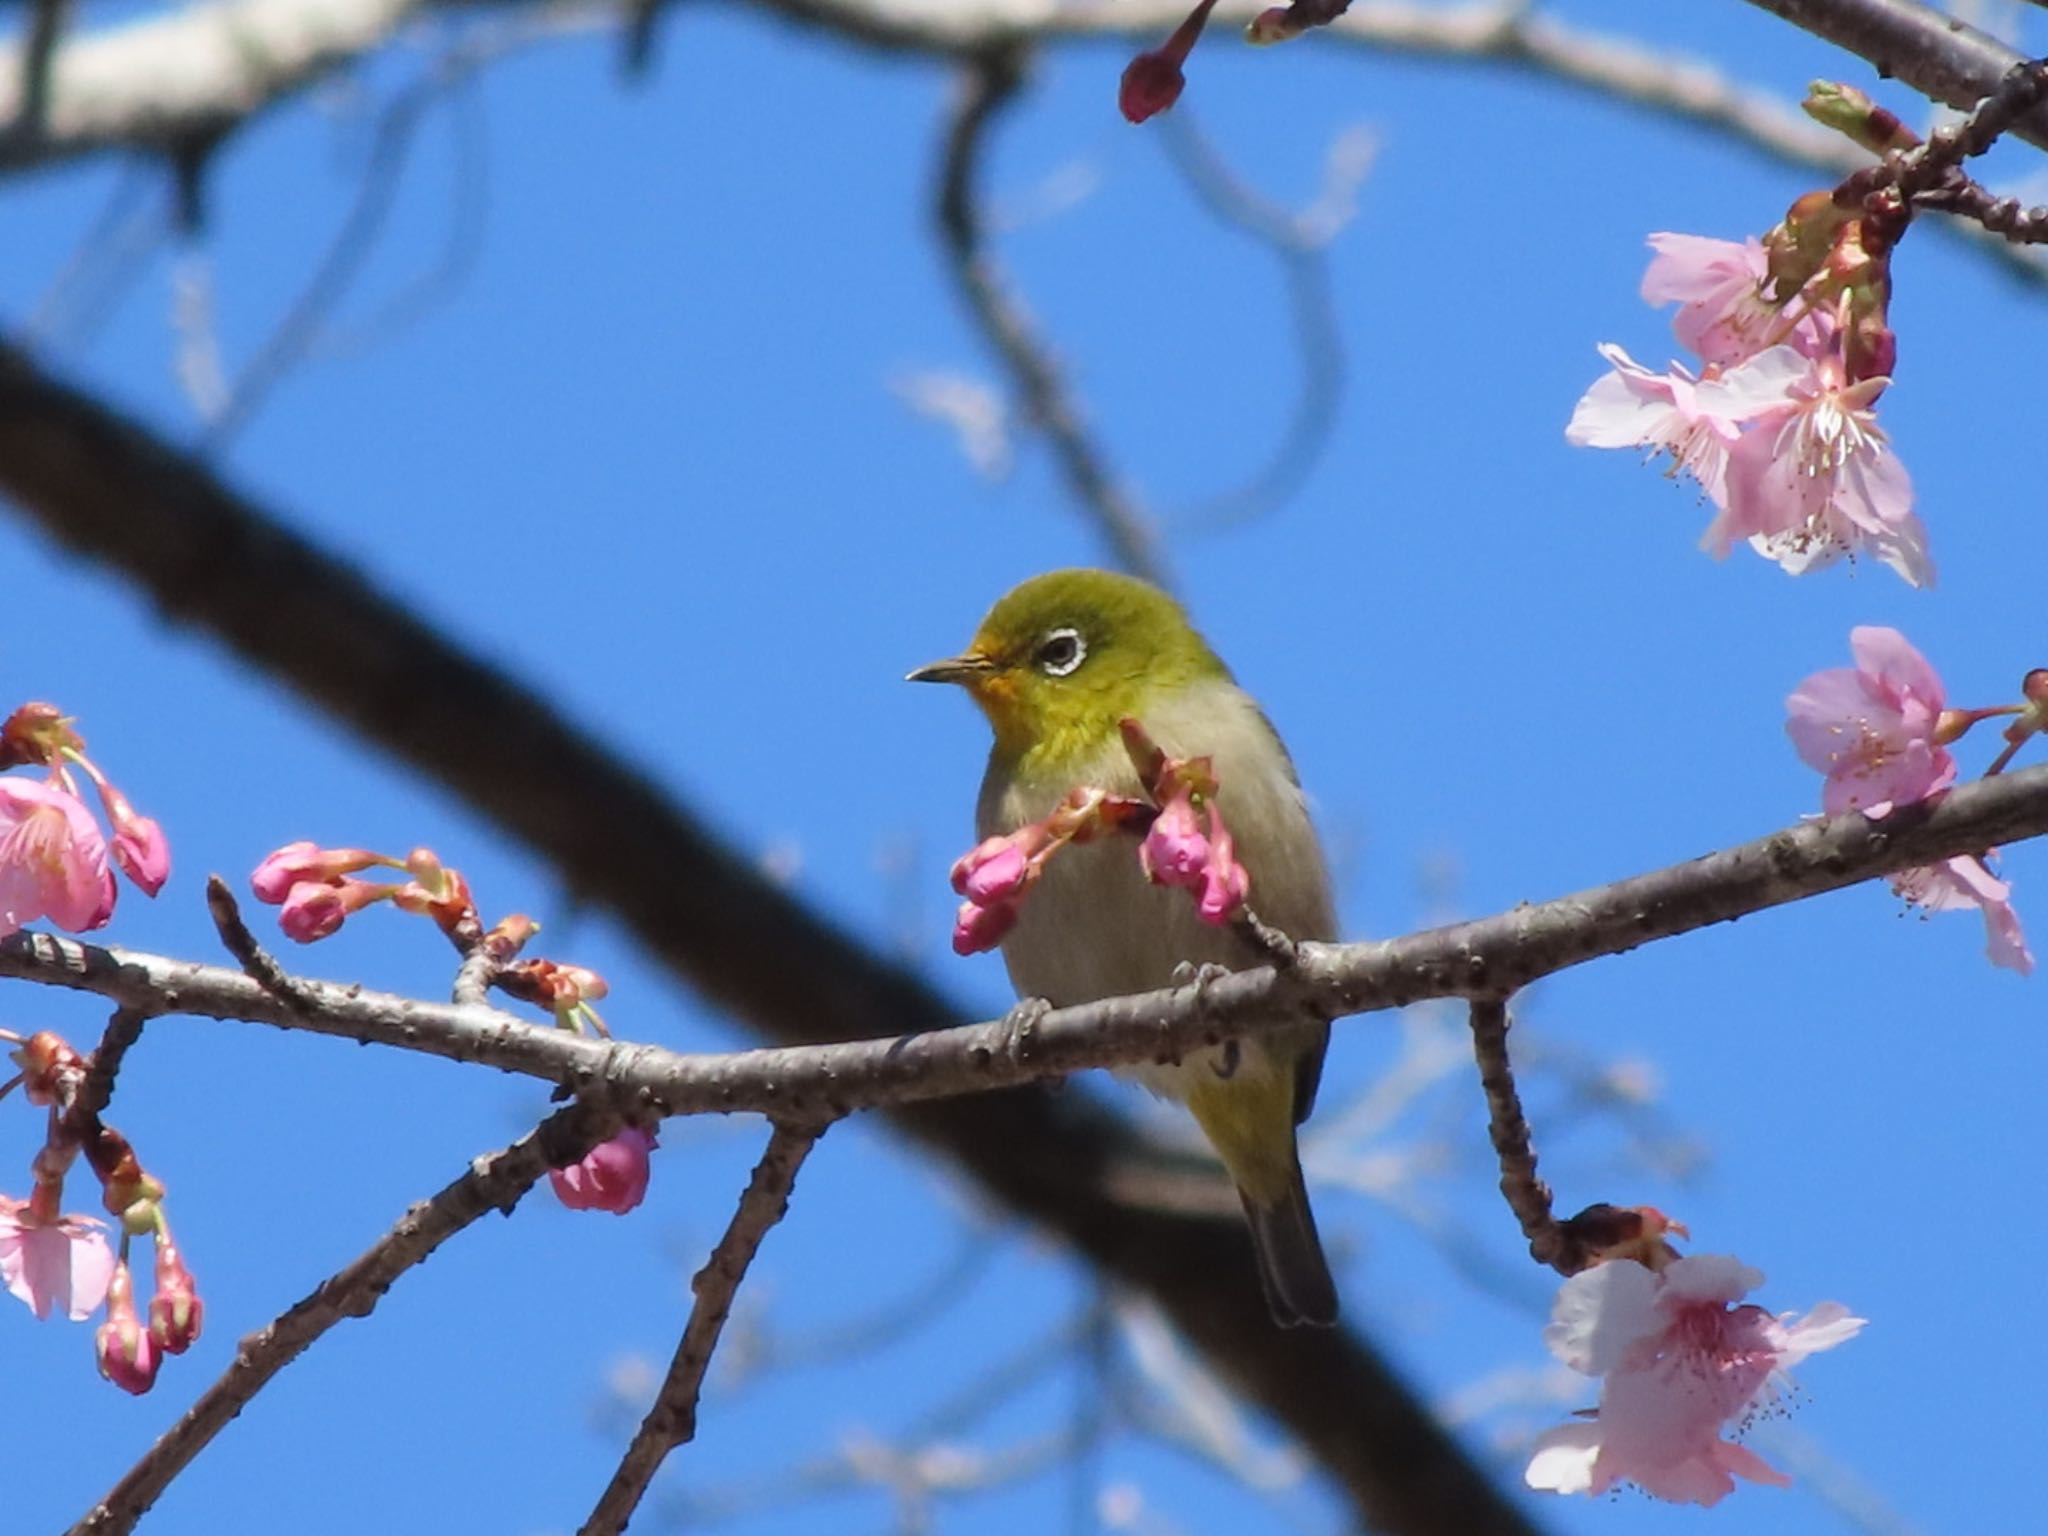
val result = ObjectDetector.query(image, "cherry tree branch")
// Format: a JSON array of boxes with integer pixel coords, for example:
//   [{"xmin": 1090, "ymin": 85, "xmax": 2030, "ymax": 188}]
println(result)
[
  {"xmin": 580, "ymin": 1121, "xmax": 822, "ymax": 1536},
  {"xmin": 9, "ymin": 765, "xmax": 2046, "ymax": 1126},
  {"xmin": 934, "ymin": 51, "xmax": 1173, "ymax": 588},
  {"xmin": 1742, "ymin": 0, "xmax": 2048, "ymax": 151},
  {"xmin": 1468, "ymin": 996, "xmax": 1569, "ymax": 1273},
  {"xmin": 67, "ymin": 1100, "xmax": 616, "ymax": 1536}
]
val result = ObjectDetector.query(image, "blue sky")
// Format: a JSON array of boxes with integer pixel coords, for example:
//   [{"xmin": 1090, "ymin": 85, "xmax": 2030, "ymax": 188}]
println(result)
[{"xmin": 1, "ymin": 2, "xmax": 2040, "ymax": 1533}]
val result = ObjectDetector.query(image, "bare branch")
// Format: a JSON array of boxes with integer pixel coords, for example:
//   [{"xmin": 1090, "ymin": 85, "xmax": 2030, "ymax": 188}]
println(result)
[
  {"xmin": 76, "ymin": 1007, "xmax": 146, "ymax": 1123},
  {"xmin": 67, "ymin": 1100, "xmax": 616, "ymax": 1536},
  {"xmin": 1467, "ymin": 996, "xmax": 1570, "ymax": 1273},
  {"xmin": 580, "ymin": 1121, "xmax": 822, "ymax": 1535},
  {"xmin": 1155, "ymin": 112, "xmax": 1353, "ymax": 533},
  {"xmin": 934, "ymin": 52, "xmax": 1174, "ymax": 587}
]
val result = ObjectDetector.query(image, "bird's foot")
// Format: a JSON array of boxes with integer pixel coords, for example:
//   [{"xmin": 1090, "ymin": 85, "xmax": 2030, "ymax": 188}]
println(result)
[
  {"xmin": 997, "ymin": 995, "xmax": 1052, "ymax": 1067},
  {"xmin": 1161, "ymin": 962, "xmax": 1233, "ymax": 1068}
]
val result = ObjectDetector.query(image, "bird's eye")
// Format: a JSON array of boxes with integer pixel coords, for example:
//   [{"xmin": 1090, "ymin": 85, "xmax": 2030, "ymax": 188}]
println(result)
[{"xmin": 1034, "ymin": 628, "xmax": 1086, "ymax": 677}]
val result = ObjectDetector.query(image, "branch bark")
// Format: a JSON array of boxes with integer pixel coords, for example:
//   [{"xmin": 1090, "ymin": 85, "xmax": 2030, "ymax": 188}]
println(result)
[
  {"xmin": 1742, "ymin": 0, "xmax": 2048, "ymax": 152},
  {"xmin": 0, "ymin": 334, "xmax": 1534, "ymax": 1536}
]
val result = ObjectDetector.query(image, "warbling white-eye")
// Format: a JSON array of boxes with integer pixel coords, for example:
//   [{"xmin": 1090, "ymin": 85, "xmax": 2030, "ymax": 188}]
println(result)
[{"xmin": 911, "ymin": 569, "xmax": 1339, "ymax": 1327}]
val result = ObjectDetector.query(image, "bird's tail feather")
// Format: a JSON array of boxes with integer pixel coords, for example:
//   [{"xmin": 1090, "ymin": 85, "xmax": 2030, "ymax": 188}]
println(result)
[{"xmin": 1238, "ymin": 1157, "xmax": 1338, "ymax": 1329}]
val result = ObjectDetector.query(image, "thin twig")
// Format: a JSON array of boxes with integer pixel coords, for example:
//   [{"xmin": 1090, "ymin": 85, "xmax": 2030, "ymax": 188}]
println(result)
[
  {"xmin": 933, "ymin": 51, "xmax": 1174, "ymax": 589},
  {"xmin": 1467, "ymin": 996, "xmax": 1570, "ymax": 1273},
  {"xmin": 580, "ymin": 1120, "xmax": 823, "ymax": 1535},
  {"xmin": 203, "ymin": 874, "xmax": 316, "ymax": 1009},
  {"xmin": 1155, "ymin": 111, "xmax": 1353, "ymax": 532},
  {"xmin": 67, "ymin": 1099, "xmax": 615, "ymax": 1536},
  {"xmin": 75, "ymin": 1007, "xmax": 146, "ymax": 1123}
]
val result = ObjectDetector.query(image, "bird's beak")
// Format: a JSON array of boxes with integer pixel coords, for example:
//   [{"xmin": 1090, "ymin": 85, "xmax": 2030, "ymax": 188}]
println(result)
[{"xmin": 906, "ymin": 652, "xmax": 995, "ymax": 685}]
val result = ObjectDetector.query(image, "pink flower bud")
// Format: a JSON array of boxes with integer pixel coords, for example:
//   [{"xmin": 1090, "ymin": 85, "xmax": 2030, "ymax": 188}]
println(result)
[
  {"xmin": 1195, "ymin": 812, "xmax": 1251, "ymax": 926},
  {"xmin": 951, "ymin": 838, "xmax": 1030, "ymax": 906},
  {"xmin": 550, "ymin": 1127, "xmax": 657, "ymax": 1215},
  {"xmin": 278, "ymin": 877, "xmax": 388, "ymax": 943},
  {"xmin": 1118, "ymin": 0, "xmax": 1218, "ymax": 123},
  {"xmin": 251, "ymin": 842, "xmax": 386, "ymax": 904},
  {"xmin": 148, "ymin": 1239, "xmax": 203, "ymax": 1355},
  {"xmin": 111, "ymin": 813, "xmax": 170, "ymax": 897},
  {"xmin": 951, "ymin": 897, "xmax": 1018, "ymax": 956},
  {"xmin": 1140, "ymin": 794, "xmax": 1211, "ymax": 889},
  {"xmin": 95, "ymin": 1262, "xmax": 161, "ymax": 1395}
]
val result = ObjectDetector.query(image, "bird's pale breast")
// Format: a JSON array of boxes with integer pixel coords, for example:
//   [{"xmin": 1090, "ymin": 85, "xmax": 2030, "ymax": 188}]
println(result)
[{"xmin": 978, "ymin": 679, "xmax": 1336, "ymax": 1104}]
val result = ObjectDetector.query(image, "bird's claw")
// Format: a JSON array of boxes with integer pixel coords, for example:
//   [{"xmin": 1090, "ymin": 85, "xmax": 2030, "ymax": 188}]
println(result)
[
  {"xmin": 1170, "ymin": 960, "xmax": 1233, "ymax": 997},
  {"xmin": 998, "ymin": 996, "xmax": 1052, "ymax": 1066}
]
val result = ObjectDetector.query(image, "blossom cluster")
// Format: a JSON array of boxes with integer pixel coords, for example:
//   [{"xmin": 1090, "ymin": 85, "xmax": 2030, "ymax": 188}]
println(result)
[
  {"xmin": 249, "ymin": 840, "xmax": 646, "ymax": 1209},
  {"xmin": 947, "ymin": 717, "xmax": 1253, "ymax": 956},
  {"xmin": 1569, "ymin": 227, "xmax": 1929, "ymax": 586},
  {"xmin": 0, "ymin": 1028, "xmax": 201, "ymax": 1395}
]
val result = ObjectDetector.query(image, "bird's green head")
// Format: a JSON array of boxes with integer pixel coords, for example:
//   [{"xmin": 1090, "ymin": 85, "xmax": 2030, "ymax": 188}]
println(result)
[{"xmin": 908, "ymin": 569, "xmax": 1231, "ymax": 771}]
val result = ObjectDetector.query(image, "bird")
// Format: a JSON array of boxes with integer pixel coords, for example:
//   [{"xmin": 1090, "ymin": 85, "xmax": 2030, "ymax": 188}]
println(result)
[{"xmin": 909, "ymin": 568, "xmax": 1340, "ymax": 1327}]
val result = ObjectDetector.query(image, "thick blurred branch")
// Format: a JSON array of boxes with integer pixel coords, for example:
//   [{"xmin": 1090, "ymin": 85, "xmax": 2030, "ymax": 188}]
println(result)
[
  {"xmin": 0, "ymin": 0, "xmax": 1896, "ymax": 180},
  {"xmin": 69, "ymin": 1100, "xmax": 615, "ymax": 1536},
  {"xmin": 0, "ymin": 335, "xmax": 1531, "ymax": 1536}
]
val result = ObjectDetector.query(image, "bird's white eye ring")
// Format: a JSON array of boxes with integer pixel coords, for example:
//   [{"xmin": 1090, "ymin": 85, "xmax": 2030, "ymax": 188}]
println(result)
[{"xmin": 1035, "ymin": 628, "xmax": 1086, "ymax": 677}]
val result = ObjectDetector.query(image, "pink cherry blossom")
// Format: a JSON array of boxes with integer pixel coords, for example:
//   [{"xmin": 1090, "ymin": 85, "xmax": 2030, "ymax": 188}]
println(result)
[
  {"xmin": 1139, "ymin": 794, "xmax": 1211, "ymax": 886},
  {"xmin": 1786, "ymin": 626, "xmax": 1953, "ymax": 818},
  {"xmin": 1709, "ymin": 346, "xmax": 1931, "ymax": 587},
  {"xmin": 1525, "ymin": 1254, "xmax": 1862, "ymax": 1506},
  {"xmin": 0, "ymin": 1196, "xmax": 117, "ymax": 1321},
  {"xmin": 1641, "ymin": 234, "xmax": 1782, "ymax": 367},
  {"xmin": 95, "ymin": 1260, "xmax": 160, "ymax": 1395},
  {"xmin": 0, "ymin": 778, "xmax": 116, "ymax": 934},
  {"xmin": 1565, "ymin": 345, "xmax": 1744, "ymax": 504},
  {"xmin": 1894, "ymin": 855, "xmax": 2035, "ymax": 976},
  {"xmin": 1640, "ymin": 233, "xmax": 1833, "ymax": 367},
  {"xmin": 551, "ymin": 1126, "xmax": 657, "ymax": 1214}
]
